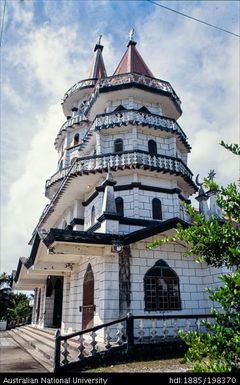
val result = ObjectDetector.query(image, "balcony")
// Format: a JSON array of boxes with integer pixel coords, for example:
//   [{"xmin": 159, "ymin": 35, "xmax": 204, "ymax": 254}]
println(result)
[
  {"xmin": 95, "ymin": 109, "xmax": 190, "ymax": 149},
  {"xmin": 63, "ymin": 78, "xmax": 97, "ymax": 102},
  {"xmin": 63, "ymin": 73, "xmax": 182, "ymax": 117},
  {"xmin": 45, "ymin": 150, "xmax": 196, "ymax": 194}
]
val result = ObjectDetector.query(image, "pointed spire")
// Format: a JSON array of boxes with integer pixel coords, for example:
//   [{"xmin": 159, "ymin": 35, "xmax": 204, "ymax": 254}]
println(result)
[
  {"xmin": 101, "ymin": 164, "xmax": 117, "ymax": 214},
  {"xmin": 88, "ymin": 35, "xmax": 107, "ymax": 79},
  {"xmin": 113, "ymin": 28, "xmax": 154, "ymax": 77}
]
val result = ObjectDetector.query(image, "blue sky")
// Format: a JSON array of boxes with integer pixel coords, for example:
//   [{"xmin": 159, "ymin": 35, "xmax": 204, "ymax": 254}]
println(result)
[{"xmin": 1, "ymin": 0, "xmax": 239, "ymax": 274}]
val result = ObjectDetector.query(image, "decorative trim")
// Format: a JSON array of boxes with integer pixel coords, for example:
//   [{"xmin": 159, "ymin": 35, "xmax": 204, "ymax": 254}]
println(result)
[
  {"xmin": 119, "ymin": 245, "xmax": 132, "ymax": 315},
  {"xmin": 120, "ymin": 217, "xmax": 161, "ymax": 227},
  {"xmin": 82, "ymin": 191, "xmax": 98, "ymax": 207},
  {"xmin": 85, "ymin": 182, "xmax": 185, "ymax": 208},
  {"xmin": 70, "ymin": 218, "xmax": 84, "ymax": 226},
  {"xmin": 123, "ymin": 217, "xmax": 189, "ymax": 245},
  {"xmin": 99, "ymin": 83, "xmax": 182, "ymax": 115},
  {"xmin": 15, "ymin": 218, "xmax": 190, "ymax": 285},
  {"xmin": 86, "ymin": 221, "xmax": 101, "ymax": 233},
  {"xmin": 97, "ymin": 213, "xmax": 122, "ymax": 223}
]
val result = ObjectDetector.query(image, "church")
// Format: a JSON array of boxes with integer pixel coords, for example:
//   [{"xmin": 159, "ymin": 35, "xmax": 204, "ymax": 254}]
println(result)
[{"xmin": 13, "ymin": 30, "xmax": 221, "ymax": 336}]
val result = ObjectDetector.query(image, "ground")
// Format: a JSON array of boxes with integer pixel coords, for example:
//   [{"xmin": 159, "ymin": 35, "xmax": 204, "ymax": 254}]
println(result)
[
  {"xmin": 85, "ymin": 358, "xmax": 193, "ymax": 373},
  {"xmin": 0, "ymin": 332, "xmax": 46, "ymax": 372}
]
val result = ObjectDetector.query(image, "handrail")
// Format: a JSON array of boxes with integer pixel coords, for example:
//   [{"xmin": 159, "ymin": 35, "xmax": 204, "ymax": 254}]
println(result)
[
  {"xmin": 132, "ymin": 314, "xmax": 215, "ymax": 320},
  {"xmin": 54, "ymin": 313, "xmax": 214, "ymax": 372},
  {"xmin": 62, "ymin": 73, "xmax": 182, "ymax": 113},
  {"xmin": 45, "ymin": 149, "xmax": 194, "ymax": 191},
  {"xmin": 63, "ymin": 78, "xmax": 97, "ymax": 101},
  {"xmin": 57, "ymin": 316, "xmax": 128, "ymax": 341},
  {"xmin": 54, "ymin": 108, "xmax": 189, "ymax": 154}
]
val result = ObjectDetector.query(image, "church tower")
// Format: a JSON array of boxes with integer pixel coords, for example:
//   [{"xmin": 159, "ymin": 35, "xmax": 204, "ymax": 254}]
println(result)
[{"xmin": 14, "ymin": 32, "xmax": 210, "ymax": 334}]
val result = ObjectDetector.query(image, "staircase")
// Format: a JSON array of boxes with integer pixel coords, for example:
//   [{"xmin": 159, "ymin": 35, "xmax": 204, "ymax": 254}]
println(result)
[{"xmin": 7, "ymin": 326, "xmax": 57, "ymax": 372}]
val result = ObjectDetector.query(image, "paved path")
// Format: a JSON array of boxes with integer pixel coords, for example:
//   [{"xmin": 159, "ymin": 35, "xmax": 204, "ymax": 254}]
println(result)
[{"xmin": 0, "ymin": 332, "xmax": 46, "ymax": 372}]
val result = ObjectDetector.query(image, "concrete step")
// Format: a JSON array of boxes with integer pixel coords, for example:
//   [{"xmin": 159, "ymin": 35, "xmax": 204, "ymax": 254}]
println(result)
[
  {"xmin": 7, "ymin": 329, "xmax": 52, "ymax": 372},
  {"xmin": 21, "ymin": 326, "xmax": 56, "ymax": 343},
  {"xmin": 21, "ymin": 325, "xmax": 80, "ymax": 353},
  {"xmin": 18, "ymin": 326, "xmax": 56, "ymax": 351},
  {"xmin": 9, "ymin": 328, "xmax": 55, "ymax": 362}
]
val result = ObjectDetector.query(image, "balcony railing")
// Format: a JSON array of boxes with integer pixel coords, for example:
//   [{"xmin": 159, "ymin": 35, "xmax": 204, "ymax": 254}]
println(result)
[
  {"xmin": 63, "ymin": 78, "xmax": 97, "ymax": 102},
  {"xmin": 54, "ymin": 313, "xmax": 214, "ymax": 372},
  {"xmin": 95, "ymin": 109, "xmax": 189, "ymax": 144},
  {"xmin": 45, "ymin": 150, "xmax": 194, "ymax": 190},
  {"xmin": 55, "ymin": 108, "xmax": 190, "ymax": 151},
  {"xmin": 62, "ymin": 73, "xmax": 181, "ymax": 112}
]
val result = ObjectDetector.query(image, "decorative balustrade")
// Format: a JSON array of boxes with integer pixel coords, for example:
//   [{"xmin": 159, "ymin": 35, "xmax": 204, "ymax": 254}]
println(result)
[
  {"xmin": 62, "ymin": 73, "xmax": 181, "ymax": 113},
  {"xmin": 45, "ymin": 150, "xmax": 193, "ymax": 191},
  {"xmin": 54, "ymin": 317, "xmax": 128, "ymax": 372},
  {"xmin": 54, "ymin": 115, "xmax": 88, "ymax": 145},
  {"xmin": 63, "ymin": 78, "xmax": 97, "ymax": 102},
  {"xmin": 55, "ymin": 108, "xmax": 189, "ymax": 151},
  {"xmin": 45, "ymin": 167, "xmax": 70, "ymax": 189},
  {"xmin": 94, "ymin": 110, "xmax": 188, "ymax": 142},
  {"xmin": 54, "ymin": 313, "xmax": 214, "ymax": 372},
  {"xmin": 99, "ymin": 73, "xmax": 181, "ymax": 106}
]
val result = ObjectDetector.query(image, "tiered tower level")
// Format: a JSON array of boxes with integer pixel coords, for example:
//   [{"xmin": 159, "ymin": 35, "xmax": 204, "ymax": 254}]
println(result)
[{"xmin": 43, "ymin": 35, "xmax": 197, "ymax": 235}]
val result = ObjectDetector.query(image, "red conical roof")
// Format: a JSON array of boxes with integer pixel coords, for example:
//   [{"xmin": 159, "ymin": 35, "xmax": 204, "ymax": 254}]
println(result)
[
  {"xmin": 113, "ymin": 40, "xmax": 154, "ymax": 77},
  {"xmin": 88, "ymin": 41, "xmax": 107, "ymax": 79}
]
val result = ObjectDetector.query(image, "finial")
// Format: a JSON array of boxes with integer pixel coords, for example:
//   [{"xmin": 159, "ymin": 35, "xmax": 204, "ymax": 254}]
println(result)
[
  {"xmin": 128, "ymin": 28, "xmax": 134, "ymax": 42},
  {"xmin": 195, "ymin": 174, "xmax": 203, "ymax": 187},
  {"xmin": 94, "ymin": 34, "xmax": 104, "ymax": 52},
  {"xmin": 208, "ymin": 170, "xmax": 216, "ymax": 181},
  {"xmin": 195, "ymin": 174, "xmax": 205, "ymax": 196},
  {"xmin": 98, "ymin": 34, "xmax": 102, "ymax": 45}
]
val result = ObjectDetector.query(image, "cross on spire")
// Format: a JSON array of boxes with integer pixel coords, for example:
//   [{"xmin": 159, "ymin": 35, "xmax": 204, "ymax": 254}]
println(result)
[
  {"xmin": 128, "ymin": 28, "xmax": 135, "ymax": 42},
  {"xmin": 98, "ymin": 34, "xmax": 102, "ymax": 45}
]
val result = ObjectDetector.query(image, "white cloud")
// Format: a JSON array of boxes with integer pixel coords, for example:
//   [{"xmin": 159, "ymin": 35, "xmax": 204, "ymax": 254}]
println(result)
[
  {"xmin": 138, "ymin": 1, "xmax": 239, "ymax": 185},
  {"xmin": 1, "ymin": 1, "xmax": 239, "ymax": 274}
]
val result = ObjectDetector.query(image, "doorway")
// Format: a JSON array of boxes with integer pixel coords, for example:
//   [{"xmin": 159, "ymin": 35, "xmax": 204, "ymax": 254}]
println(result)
[
  {"xmin": 82, "ymin": 264, "xmax": 95, "ymax": 330},
  {"xmin": 53, "ymin": 277, "xmax": 63, "ymax": 328}
]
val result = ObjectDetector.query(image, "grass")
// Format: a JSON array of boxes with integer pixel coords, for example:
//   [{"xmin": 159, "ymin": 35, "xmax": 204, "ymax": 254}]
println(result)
[{"xmin": 84, "ymin": 357, "xmax": 193, "ymax": 373}]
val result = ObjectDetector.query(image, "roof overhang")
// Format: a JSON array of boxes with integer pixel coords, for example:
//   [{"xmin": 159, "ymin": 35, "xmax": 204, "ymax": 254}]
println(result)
[{"xmin": 14, "ymin": 217, "xmax": 189, "ymax": 290}]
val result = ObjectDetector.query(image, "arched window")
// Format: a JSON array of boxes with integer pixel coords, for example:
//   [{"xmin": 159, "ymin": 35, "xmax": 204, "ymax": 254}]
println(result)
[
  {"xmin": 115, "ymin": 197, "xmax": 124, "ymax": 217},
  {"xmin": 152, "ymin": 198, "xmax": 162, "ymax": 220},
  {"xmin": 148, "ymin": 140, "xmax": 157, "ymax": 155},
  {"xmin": 114, "ymin": 138, "xmax": 123, "ymax": 153},
  {"xmin": 144, "ymin": 260, "xmax": 181, "ymax": 311},
  {"xmin": 74, "ymin": 133, "xmax": 79, "ymax": 146},
  {"xmin": 91, "ymin": 206, "xmax": 96, "ymax": 226}
]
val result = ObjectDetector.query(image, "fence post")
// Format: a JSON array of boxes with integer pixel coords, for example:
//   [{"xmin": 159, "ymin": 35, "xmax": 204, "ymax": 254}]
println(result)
[
  {"xmin": 54, "ymin": 329, "xmax": 61, "ymax": 373},
  {"xmin": 126, "ymin": 313, "xmax": 134, "ymax": 357}
]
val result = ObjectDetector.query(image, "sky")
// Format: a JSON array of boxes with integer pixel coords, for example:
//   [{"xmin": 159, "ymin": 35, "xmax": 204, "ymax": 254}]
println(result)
[{"xmin": 0, "ymin": 0, "xmax": 239, "ymax": 275}]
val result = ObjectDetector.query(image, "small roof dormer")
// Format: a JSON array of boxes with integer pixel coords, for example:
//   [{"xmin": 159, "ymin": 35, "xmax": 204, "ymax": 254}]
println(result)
[
  {"xmin": 113, "ymin": 28, "xmax": 154, "ymax": 77},
  {"xmin": 88, "ymin": 35, "xmax": 107, "ymax": 79}
]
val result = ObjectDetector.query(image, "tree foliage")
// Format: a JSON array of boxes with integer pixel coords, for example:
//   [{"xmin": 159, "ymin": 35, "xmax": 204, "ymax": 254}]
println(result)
[
  {"xmin": 0, "ymin": 272, "xmax": 32, "ymax": 321},
  {"xmin": 148, "ymin": 151, "xmax": 240, "ymax": 372},
  {"xmin": 0, "ymin": 273, "xmax": 14, "ymax": 319},
  {"xmin": 220, "ymin": 141, "xmax": 240, "ymax": 156}
]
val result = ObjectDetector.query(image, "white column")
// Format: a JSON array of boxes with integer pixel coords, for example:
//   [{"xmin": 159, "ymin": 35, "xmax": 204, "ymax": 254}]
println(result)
[{"xmin": 98, "ymin": 251, "xmax": 119, "ymax": 323}]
